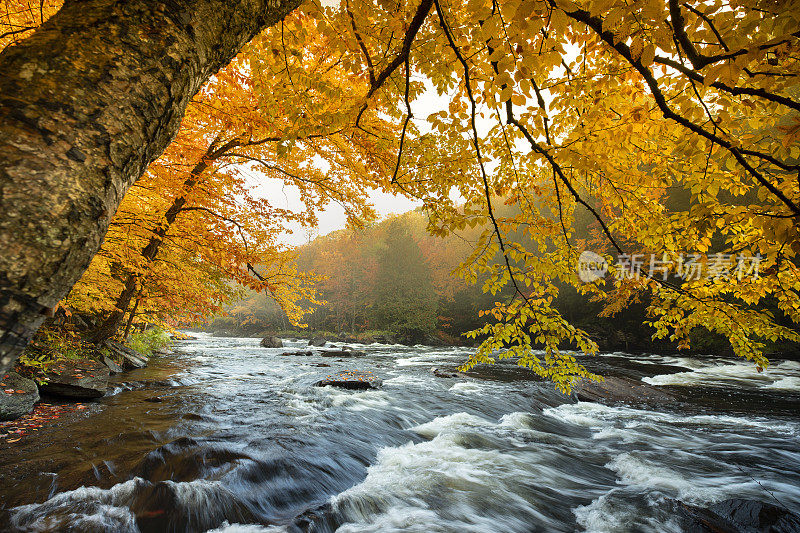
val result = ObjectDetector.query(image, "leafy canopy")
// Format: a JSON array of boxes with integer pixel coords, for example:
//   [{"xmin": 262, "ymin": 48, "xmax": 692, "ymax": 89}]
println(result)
[
  {"xmin": 247, "ymin": 0, "xmax": 800, "ymax": 391},
  {"xmin": 4, "ymin": 0, "xmax": 800, "ymax": 391}
]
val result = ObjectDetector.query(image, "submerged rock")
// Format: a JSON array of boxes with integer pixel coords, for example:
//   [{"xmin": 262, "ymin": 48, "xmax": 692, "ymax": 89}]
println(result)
[
  {"xmin": 314, "ymin": 371, "xmax": 382, "ymax": 390},
  {"xmin": 0, "ymin": 372, "xmax": 40, "ymax": 421},
  {"xmin": 678, "ymin": 498, "xmax": 800, "ymax": 532},
  {"xmin": 282, "ymin": 350, "xmax": 314, "ymax": 356},
  {"xmin": 260, "ymin": 336, "xmax": 283, "ymax": 348},
  {"xmin": 572, "ymin": 376, "xmax": 675, "ymax": 405},
  {"xmin": 431, "ymin": 367, "xmax": 461, "ymax": 378},
  {"xmin": 321, "ymin": 347, "xmax": 366, "ymax": 358},
  {"xmin": 39, "ymin": 360, "xmax": 109, "ymax": 399}
]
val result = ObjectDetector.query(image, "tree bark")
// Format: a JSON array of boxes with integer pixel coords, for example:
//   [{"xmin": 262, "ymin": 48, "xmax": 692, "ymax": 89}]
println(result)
[
  {"xmin": 0, "ymin": 0, "xmax": 302, "ymax": 374},
  {"xmin": 123, "ymin": 295, "xmax": 141, "ymax": 341}
]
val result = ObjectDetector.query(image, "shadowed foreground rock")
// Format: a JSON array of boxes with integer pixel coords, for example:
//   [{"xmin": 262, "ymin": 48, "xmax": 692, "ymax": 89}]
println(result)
[
  {"xmin": 678, "ymin": 498, "xmax": 800, "ymax": 532},
  {"xmin": 39, "ymin": 359, "xmax": 109, "ymax": 399},
  {"xmin": 314, "ymin": 371, "xmax": 382, "ymax": 390},
  {"xmin": 0, "ymin": 372, "xmax": 39, "ymax": 420},
  {"xmin": 572, "ymin": 376, "xmax": 675, "ymax": 405}
]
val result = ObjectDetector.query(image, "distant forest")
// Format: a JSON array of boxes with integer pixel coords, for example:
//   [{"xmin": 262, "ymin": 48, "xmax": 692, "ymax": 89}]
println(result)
[{"xmin": 207, "ymin": 205, "xmax": 758, "ymax": 355}]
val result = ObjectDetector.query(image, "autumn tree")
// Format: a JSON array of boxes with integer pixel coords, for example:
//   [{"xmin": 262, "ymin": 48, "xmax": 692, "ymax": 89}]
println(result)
[
  {"xmin": 0, "ymin": 0, "xmax": 309, "ymax": 372},
  {"xmin": 1, "ymin": 0, "xmax": 799, "ymax": 392},
  {"xmin": 79, "ymin": 27, "xmax": 393, "ymax": 342}
]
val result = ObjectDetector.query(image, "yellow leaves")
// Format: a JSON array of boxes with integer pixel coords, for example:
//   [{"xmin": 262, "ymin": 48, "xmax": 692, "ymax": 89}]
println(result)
[
  {"xmin": 549, "ymin": 9, "xmax": 569, "ymax": 35},
  {"xmin": 639, "ymin": 44, "xmax": 656, "ymax": 67}
]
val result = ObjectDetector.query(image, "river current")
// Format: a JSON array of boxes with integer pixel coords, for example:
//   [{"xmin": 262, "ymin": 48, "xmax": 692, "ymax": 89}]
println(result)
[{"xmin": 1, "ymin": 334, "xmax": 799, "ymax": 532}]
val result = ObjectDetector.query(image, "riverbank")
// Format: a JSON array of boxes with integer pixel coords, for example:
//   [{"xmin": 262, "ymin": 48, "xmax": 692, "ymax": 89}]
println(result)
[
  {"xmin": 209, "ymin": 328, "xmax": 463, "ymax": 347},
  {"xmin": 0, "ymin": 328, "xmax": 181, "ymax": 431}
]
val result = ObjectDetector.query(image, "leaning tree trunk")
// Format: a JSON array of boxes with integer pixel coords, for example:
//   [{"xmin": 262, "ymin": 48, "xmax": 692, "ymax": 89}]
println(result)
[
  {"xmin": 0, "ymin": 0, "xmax": 302, "ymax": 374},
  {"xmin": 91, "ymin": 136, "xmax": 240, "ymax": 343}
]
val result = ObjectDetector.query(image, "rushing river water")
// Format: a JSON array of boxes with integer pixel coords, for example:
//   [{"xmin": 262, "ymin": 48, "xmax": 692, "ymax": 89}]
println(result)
[{"xmin": 1, "ymin": 334, "xmax": 799, "ymax": 532}]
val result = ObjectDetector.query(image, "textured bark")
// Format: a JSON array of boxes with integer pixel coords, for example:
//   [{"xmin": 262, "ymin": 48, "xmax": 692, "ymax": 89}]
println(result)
[{"xmin": 0, "ymin": 0, "xmax": 303, "ymax": 374}]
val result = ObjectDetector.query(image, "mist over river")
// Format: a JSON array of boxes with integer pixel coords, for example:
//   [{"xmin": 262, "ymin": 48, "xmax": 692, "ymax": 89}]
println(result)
[{"xmin": 1, "ymin": 334, "xmax": 799, "ymax": 532}]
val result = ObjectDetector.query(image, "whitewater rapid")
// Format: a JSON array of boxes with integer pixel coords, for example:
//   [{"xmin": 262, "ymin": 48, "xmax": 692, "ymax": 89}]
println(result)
[{"xmin": 1, "ymin": 335, "xmax": 798, "ymax": 532}]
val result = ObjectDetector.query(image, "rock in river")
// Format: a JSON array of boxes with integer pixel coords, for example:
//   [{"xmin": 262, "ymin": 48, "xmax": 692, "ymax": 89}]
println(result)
[
  {"xmin": 39, "ymin": 359, "xmax": 109, "ymax": 399},
  {"xmin": 314, "ymin": 371, "xmax": 382, "ymax": 390},
  {"xmin": 321, "ymin": 347, "xmax": 366, "ymax": 358},
  {"xmin": 260, "ymin": 336, "xmax": 283, "ymax": 348},
  {"xmin": 308, "ymin": 337, "xmax": 327, "ymax": 347},
  {"xmin": 678, "ymin": 498, "xmax": 800, "ymax": 532},
  {"xmin": 572, "ymin": 376, "xmax": 675, "ymax": 405},
  {"xmin": 0, "ymin": 372, "xmax": 39, "ymax": 421}
]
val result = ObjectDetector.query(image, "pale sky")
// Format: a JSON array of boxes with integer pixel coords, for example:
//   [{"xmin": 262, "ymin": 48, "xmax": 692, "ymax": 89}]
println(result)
[
  {"xmin": 252, "ymin": 176, "xmax": 422, "ymax": 246},
  {"xmin": 248, "ymin": 76, "xmax": 454, "ymax": 247}
]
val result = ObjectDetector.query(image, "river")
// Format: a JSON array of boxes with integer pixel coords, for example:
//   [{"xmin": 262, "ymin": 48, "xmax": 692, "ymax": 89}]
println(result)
[{"xmin": 1, "ymin": 334, "xmax": 799, "ymax": 532}]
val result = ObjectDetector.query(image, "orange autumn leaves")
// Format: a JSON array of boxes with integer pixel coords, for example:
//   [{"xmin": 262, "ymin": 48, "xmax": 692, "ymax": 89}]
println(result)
[{"xmin": 64, "ymin": 23, "xmax": 397, "ymax": 332}]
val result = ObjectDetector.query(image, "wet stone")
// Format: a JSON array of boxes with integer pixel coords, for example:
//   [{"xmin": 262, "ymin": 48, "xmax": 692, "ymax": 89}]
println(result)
[
  {"xmin": 314, "ymin": 370, "xmax": 382, "ymax": 390},
  {"xmin": 39, "ymin": 360, "xmax": 109, "ymax": 399},
  {"xmin": 0, "ymin": 372, "xmax": 39, "ymax": 421}
]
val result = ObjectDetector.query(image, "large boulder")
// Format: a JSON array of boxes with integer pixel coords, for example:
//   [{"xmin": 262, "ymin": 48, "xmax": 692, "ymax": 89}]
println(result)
[
  {"xmin": 315, "ymin": 371, "xmax": 382, "ymax": 390},
  {"xmin": 39, "ymin": 360, "xmax": 109, "ymax": 399},
  {"xmin": 260, "ymin": 336, "xmax": 283, "ymax": 348},
  {"xmin": 282, "ymin": 350, "xmax": 314, "ymax": 356},
  {"xmin": 0, "ymin": 372, "xmax": 40, "ymax": 421},
  {"xmin": 572, "ymin": 376, "xmax": 675, "ymax": 405},
  {"xmin": 105, "ymin": 340, "xmax": 148, "ymax": 369},
  {"xmin": 678, "ymin": 498, "xmax": 800, "ymax": 532},
  {"xmin": 308, "ymin": 337, "xmax": 327, "ymax": 347}
]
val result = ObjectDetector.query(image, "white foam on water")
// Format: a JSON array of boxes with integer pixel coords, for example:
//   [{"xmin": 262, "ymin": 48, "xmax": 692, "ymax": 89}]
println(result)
[
  {"xmin": 643, "ymin": 359, "xmax": 800, "ymax": 390},
  {"xmin": 544, "ymin": 401, "xmax": 799, "ymax": 526},
  {"xmin": 544, "ymin": 402, "xmax": 800, "ymax": 437},
  {"xmin": 573, "ymin": 490, "xmax": 683, "ymax": 533},
  {"xmin": 315, "ymin": 388, "xmax": 393, "ymax": 412},
  {"xmin": 10, "ymin": 479, "xmax": 143, "ymax": 531},
  {"xmin": 573, "ymin": 491, "xmax": 633, "ymax": 533},
  {"xmin": 208, "ymin": 523, "xmax": 287, "ymax": 533},
  {"xmin": 330, "ymin": 432, "xmax": 549, "ymax": 533},
  {"xmin": 383, "ymin": 374, "xmax": 432, "ymax": 387},
  {"xmin": 447, "ymin": 382, "xmax": 485, "ymax": 394},
  {"xmin": 607, "ymin": 453, "xmax": 750, "ymax": 502},
  {"xmin": 10, "ymin": 477, "xmax": 246, "ymax": 532},
  {"xmin": 763, "ymin": 375, "xmax": 800, "ymax": 391},
  {"xmin": 394, "ymin": 356, "xmax": 434, "ymax": 367},
  {"xmin": 411, "ymin": 412, "xmax": 495, "ymax": 438},
  {"xmin": 497, "ymin": 412, "xmax": 536, "ymax": 430}
]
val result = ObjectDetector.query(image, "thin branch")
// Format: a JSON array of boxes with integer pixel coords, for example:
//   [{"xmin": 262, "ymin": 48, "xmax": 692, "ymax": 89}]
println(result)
[
  {"xmin": 392, "ymin": 52, "xmax": 413, "ymax": 183},
  {"xmin": 560, "ymin": 4, "xmax": 800, "ymax": 216}
]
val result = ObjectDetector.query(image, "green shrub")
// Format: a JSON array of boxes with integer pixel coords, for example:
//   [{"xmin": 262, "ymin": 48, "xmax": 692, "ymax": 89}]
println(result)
[{"xmin": 127, "ymin": 328, "xmax": 171, "ymax": 357}]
